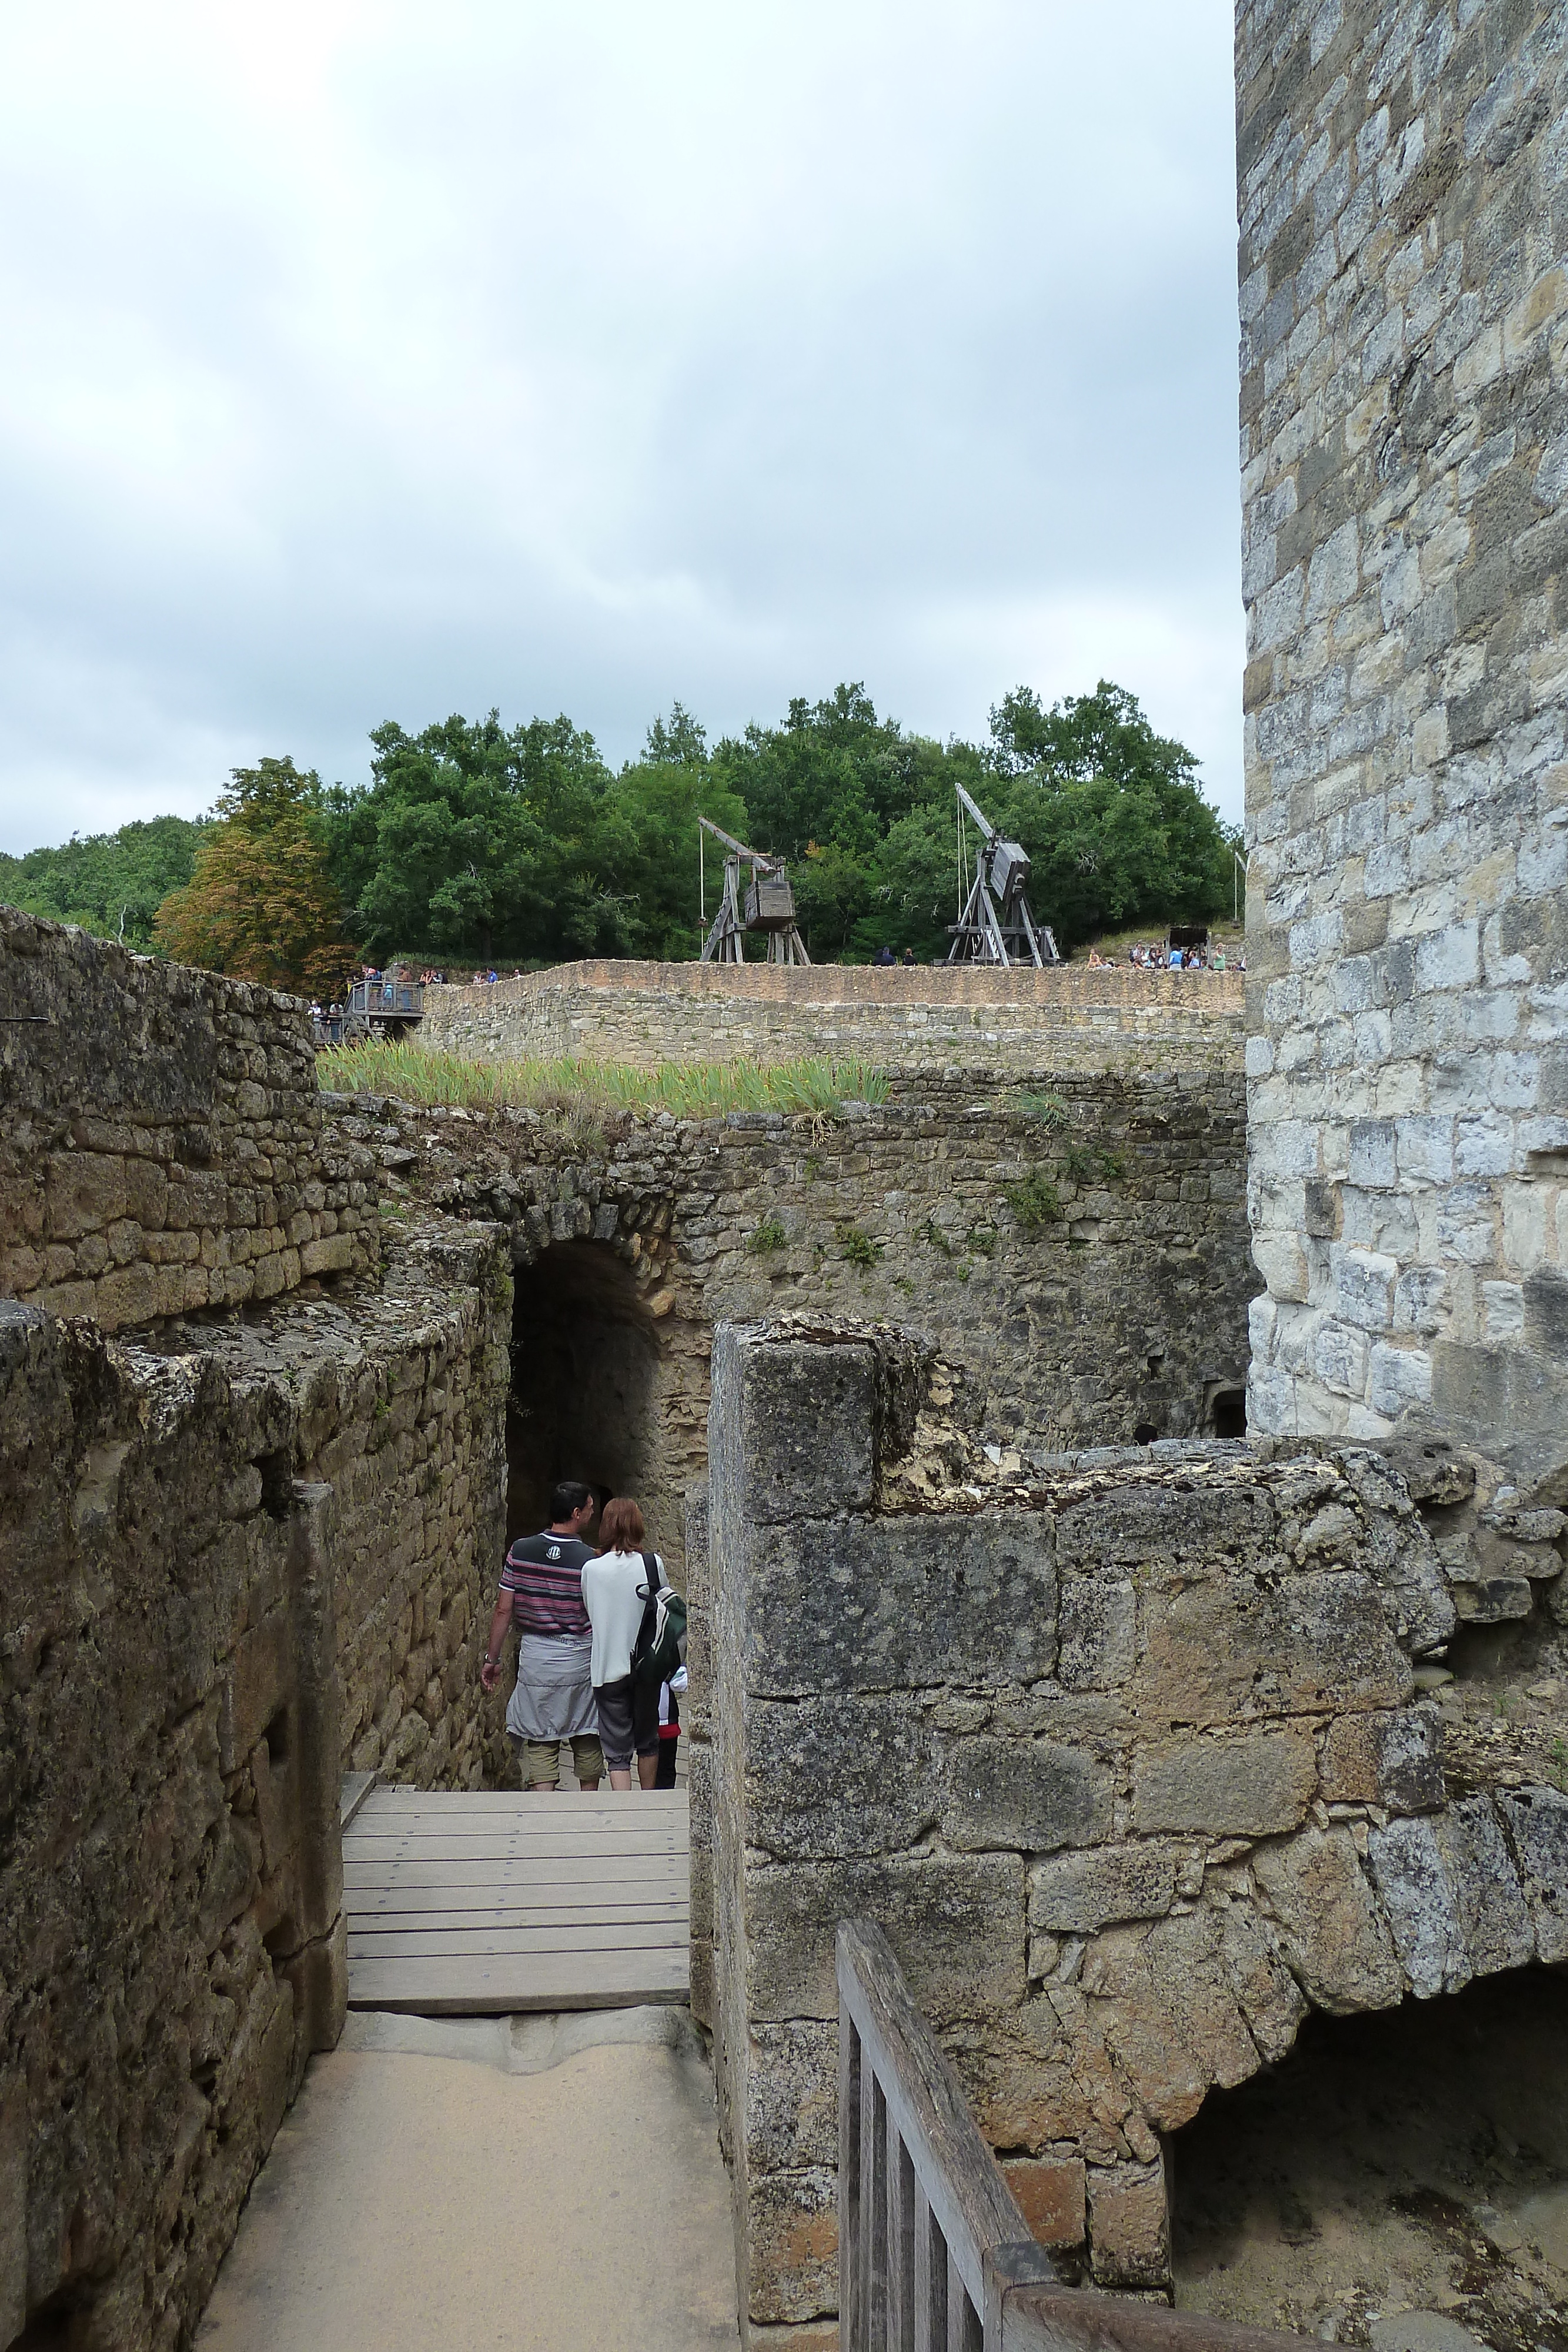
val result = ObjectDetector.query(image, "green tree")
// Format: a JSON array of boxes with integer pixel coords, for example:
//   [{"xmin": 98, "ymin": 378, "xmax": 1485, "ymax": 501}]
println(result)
[
  {"xmin": 0, "ymin": 815, "xmax": 206, "ymax": 949},
  {"xmin": 319, "ymin": 711, "xmax": 632, "ymax": 965},
  {"xmin": 982, "ymin": 679, "xmax": 1236, "ymax": 940},
  {"xmin": 153, "ymin": 758, "xmax": 350, "ymax": 993}
]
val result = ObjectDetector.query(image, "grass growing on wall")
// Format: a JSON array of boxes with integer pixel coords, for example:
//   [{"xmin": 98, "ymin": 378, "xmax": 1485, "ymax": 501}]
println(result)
[{"xmin": 316, "ymin": 1037, "xmax": 890, "ymax": 1118}]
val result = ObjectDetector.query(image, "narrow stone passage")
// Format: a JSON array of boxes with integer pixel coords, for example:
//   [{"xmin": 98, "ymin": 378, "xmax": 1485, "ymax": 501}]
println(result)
[{"xmin": 196, "ymin": 2007, "xmax": 740, "ymax": 2352}]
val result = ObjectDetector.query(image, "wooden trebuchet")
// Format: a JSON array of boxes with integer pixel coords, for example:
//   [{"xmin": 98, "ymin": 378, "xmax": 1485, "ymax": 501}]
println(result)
[
  {"xmin": 946, "ymin": 781, "xmax": 1062, "ymax": 967},
  {"xmin": 698, "ymin": 816, "xmax": 811, "ymax": 964}
]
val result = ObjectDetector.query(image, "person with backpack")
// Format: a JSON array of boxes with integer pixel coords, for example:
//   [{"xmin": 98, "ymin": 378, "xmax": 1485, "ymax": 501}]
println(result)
[
  {"xmin": 480, "ymin": 1480, "xmax": 604, "ymax": 1793},
  {"xmin": 580, "ymin": 1496, "xmax": 686, "ymax": 1791}
]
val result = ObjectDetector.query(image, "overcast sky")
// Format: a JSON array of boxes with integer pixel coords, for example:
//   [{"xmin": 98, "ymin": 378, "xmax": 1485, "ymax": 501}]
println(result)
[{"xmin": 0, "ymin": 1, "xmax": 1242, "ymax": 857}]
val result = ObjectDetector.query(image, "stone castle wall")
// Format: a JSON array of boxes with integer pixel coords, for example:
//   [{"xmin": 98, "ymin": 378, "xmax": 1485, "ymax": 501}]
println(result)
[
  {"xmin": 1238, "ymin": 0, "xmax": 1568, "ymax": 1483},
  {"xmin": 147, "ymin": 1230, "xmax": 516, "ymax": 1793},
  {"xmin": 0, "ymin": 908, "xmax": 379, "ymax": 1334},
  {"xmin": 701, "ymin": 1318, "xmax": 1568, "ymax": 2343},
  {"xmin": 420, "ymin": 957, "xmax": 1244, "ymax": 1074}
]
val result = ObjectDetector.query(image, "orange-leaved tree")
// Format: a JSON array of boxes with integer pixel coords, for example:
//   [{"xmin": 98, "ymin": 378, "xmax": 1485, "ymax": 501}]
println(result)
[{"xmin": 155, "ymin": 757, "xmax": 352, "ymax": 995}]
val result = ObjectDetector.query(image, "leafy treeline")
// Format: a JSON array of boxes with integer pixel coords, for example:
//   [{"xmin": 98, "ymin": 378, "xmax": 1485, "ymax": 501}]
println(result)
[
  {"xmin": 313, "ymin": 679, "xmax": 1236, "ymax": 965},
  {"xmin": 2, "ymin": 680, "xmax": 1239, "ymax": 981},
  {"xmin": 0, "ymin": 815, "xmax": 206, "ymax": 951}
]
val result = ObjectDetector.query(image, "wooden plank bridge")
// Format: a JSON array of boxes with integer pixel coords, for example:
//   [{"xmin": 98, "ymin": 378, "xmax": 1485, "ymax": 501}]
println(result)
[{"xmin": 342, "ymin": 1782, "xmax": 690, "ymax": 2013}]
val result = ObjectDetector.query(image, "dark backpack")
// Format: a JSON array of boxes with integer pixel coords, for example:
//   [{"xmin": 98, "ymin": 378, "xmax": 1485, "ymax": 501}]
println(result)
[{"xmin": 630, "ymin": 1551, "xmax": 688, "ymax": 1689}]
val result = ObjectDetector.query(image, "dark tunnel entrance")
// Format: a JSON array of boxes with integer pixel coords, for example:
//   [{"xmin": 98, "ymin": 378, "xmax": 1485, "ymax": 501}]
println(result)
[
  {"xmin": 506, "ymin": 1242, "xmax": 662, "ymax": 1548},
  {"xmin": 1171, "ymin": 1966, "xmax": 1568, "ymax": 2346}
]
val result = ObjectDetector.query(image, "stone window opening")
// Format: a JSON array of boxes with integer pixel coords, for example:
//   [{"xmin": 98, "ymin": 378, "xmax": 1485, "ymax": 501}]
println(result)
[
  {"xmin": 1169, "ymin": 1966, "xmax": 1568, "ymax": 2340},
  {"xmin": 254, "ymin": 1446, "xmax": 292, "ymax": 1519},
  {"xmin": 1206, "ymin": 1385, "xmax": 1246, "ymax": 1439},
  {"xmin": 506, "ymin": 1240, "xmax": 664, "ymax": 1550}
]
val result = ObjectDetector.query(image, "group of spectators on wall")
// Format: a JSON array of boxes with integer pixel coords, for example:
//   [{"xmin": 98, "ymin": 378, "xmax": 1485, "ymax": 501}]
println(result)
[{"xmin": 1085, "ymin": 940, "xmax": 1243, "ymax": 972}]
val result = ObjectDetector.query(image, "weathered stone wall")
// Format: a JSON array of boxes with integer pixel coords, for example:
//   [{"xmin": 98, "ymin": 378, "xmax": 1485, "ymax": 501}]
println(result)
[
  {"xmin": 330, "ymin": 1065, "xmax": 1256, "ymax": 1571},
  {"xmin": 0, "ymin": 1214, "xmax": 511, "ymax": 2349},
  {"xmin": 702, "ymin": 1318, "xmax": 1568, "ymax": 2344},
  {"xmin": 0, "ymin": 907, "xmax": 378, "ymax": 1333},
  {"xmin": 420, "ymin": 957, "xmax": 1244, "ymax": 1073},
  {"xmin": 0, "ymin": 1303, "xmax": 346, "ymax": 2347},
  {"xmin": 1238, "ymin": 0, "xmax": 1568, "ymax": 1482},
  {"xmin": 139, "ymin": 1228, "xmax": 516, "ymax": 1793}
]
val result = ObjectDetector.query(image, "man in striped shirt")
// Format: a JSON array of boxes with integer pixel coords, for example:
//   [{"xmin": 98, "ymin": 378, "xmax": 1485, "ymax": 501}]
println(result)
[{"xmin": 480, "ymin": 1481, "xmax": 604, "ymax": 1792}]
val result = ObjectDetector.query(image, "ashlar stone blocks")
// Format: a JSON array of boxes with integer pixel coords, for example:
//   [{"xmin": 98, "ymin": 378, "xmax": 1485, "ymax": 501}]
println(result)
[
  {"xmin": 703, "ymin": 1318, "xmax": 1566, "ymax": 2341},
  {"xmin": 1238, "ymin": 0, "xmax": 1568, "ymax": 1486}
]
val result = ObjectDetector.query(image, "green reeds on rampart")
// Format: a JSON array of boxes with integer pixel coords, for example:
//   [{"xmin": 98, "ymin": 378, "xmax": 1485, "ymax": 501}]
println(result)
[{"xmin": 315, "ymin": 1037, "xmax": 889, "ymax": 1120}]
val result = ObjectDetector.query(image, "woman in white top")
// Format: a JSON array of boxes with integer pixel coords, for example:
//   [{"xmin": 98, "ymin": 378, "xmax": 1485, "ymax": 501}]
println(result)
[{"xmin": 580, "ymin": 1495, "xmax": 667, "ymax": 1791}]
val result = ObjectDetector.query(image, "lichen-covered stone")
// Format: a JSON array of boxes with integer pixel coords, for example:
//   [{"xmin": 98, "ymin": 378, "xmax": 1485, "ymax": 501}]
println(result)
[
  {"xmin": 1253, "ymin": 1827, "xmax": 1405, "ymax": 2016},
  {"xmin": 744, "ymin": 1694, "xmax": 943, "ymax": 1859},
  {"xmin": 1138, "ymin": 1567, "xmax": 1411, "ymax": 1725},
  {"xmin": 1497, "ymin": 1786, "xmax": 1568, "ymax": 1963},
  {"xmin": 737, "ymin": 1850, "xmax": 1028, "ymax": 2026},
  {"xmin": 726, "ymin": 1506, "xmax": 1058, "ymax": 1698},
  {"xmin": 1029, "ymin": 1844, "xmax": 1182, "ymax": 1936},
  {"xmin": 1368, "ymin": 1797, "xmax": 1535, "ymax": 1999},
  {"xmin": 944, "ymin": 1735, "xmax": 1112, "ymax": 1853},
  {"xmin": 1321, "ymin": 1705, "xmax": 1444, "ymax": 1814}
]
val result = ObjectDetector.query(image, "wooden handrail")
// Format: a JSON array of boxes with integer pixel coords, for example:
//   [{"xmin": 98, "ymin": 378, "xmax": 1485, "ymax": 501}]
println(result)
[
  {"xmin": 837, "ymin": 1916, "xmax": 1054, "ymax": 2348},
  {"xmin": 836, "ymin": 1918, "xmax": 1314, "ymax": 2352}
]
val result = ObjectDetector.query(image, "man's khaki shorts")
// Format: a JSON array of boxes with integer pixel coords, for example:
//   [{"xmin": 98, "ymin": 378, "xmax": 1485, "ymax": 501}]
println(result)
[{"xmin": 510, "ymin": 1733, "xmax": 605, "ymax": 1789}]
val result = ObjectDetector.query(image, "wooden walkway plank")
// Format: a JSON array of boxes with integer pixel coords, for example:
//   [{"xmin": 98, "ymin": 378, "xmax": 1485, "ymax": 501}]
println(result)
[
  {"xmin": 347, "ymin": 1947, "xmax": 690, "ymax": 2014},
  {"xmin": 344, "ymin": 1834, "xmax": 686, "ymax": 1863},
  {"xmin": 347, "ymin": 1909, "xmax": 686, "ymax": 1933},
  {"xmin": 343, "ymin": 1859, "xmax": 686, "ymax": 1893},
  {"xmin": 349, "ymin": 1923, "xmax": 686, "ymax": 1959},
  {"xmin": 347, "ymin": 1889, "xmax": 687, "ymax": 1919},
  {"xmin": 341, "ymin": 1783, "xmax": 690, "ymax": 2014},
  {"xmin": 346, "ymin": 1873, "xmax": 685, "ymax": 1907},
  {"xmin": 364, "ymin": 1797, "xmax": 691, "ymax": 1816}
]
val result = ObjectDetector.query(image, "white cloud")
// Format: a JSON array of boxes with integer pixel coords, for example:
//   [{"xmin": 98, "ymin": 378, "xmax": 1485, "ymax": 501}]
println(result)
[{"xmin": 0, "ymin": 0, "xmax": 1242, "ymax": 854}]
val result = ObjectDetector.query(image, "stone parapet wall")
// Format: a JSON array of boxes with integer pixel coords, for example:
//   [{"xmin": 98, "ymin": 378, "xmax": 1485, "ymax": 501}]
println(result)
[
  {"xmin": 0, "ymin": 907, "xmax": 377, "ymax": 1333},
  {"xmin": 1236, "ymin": 1, "xmax": 1568, "ymax": 1480},
  {"xmin": 420, "ymin": 957, "xmax": 1244, "ymax": 1073},
  {"xmin": 701, "ymin": 1318, "xmax": 1568, "ymax": 2340}
]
